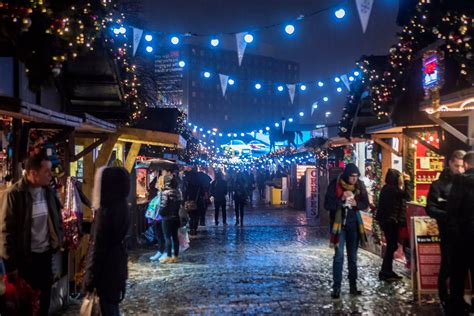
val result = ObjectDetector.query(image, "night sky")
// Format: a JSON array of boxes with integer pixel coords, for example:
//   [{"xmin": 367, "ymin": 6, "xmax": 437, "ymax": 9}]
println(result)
[{"xmin": 137, "ymin": 0, "xmax": 401, "ymax": 128}]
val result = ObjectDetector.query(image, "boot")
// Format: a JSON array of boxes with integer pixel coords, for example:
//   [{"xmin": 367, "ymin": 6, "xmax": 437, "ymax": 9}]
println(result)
[
  {"xmin": 349, "ymin": 281, "xmax": 362, "ymax": 296},
  {"xmin": 331, "ymin": 288, "xmax": 340, "ymax": 299}
]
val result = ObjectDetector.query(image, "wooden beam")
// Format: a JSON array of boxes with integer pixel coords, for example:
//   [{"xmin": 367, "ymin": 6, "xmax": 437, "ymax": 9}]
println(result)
[
  {"xmin": 71, "ymin": 136, "xmax": 108, "ymax": 162},
  {"xmin": 371, "ymin": 133, "xmax": 403, "ymax": 139},
  {"xmin": 82, "ymin": 139, "xmax": 95, "ymax": 221},
  {"xmin": 125, "ymin": 143, "xmax": 141, "ymax": 172},
  {"xmin": 374, "ymin": 138, "xmax": 402, "ymax": 157},
  {"xmin": 428, "ymin": 114, "xmax": 471, "ymax": 145},
  {"xmin": 117, "ymin": 127, "xmax": 186, "ymax": 149},
  {"xmin": 94, "ymin": 134, "xmax": 120, "ymax": 169}
]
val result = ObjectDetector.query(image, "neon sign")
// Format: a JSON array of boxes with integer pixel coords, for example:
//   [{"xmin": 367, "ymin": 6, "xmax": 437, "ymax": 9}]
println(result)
[{"xmin": 422, "ymin": 55, "xmax": 439, "ymax": 88}]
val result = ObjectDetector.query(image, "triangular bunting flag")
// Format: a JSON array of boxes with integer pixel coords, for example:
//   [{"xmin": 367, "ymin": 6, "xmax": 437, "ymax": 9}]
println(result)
[
  {"xmin": 235, "ymin": 32, "xmax": 248, "ymax": 66},
  {"xmin": 132, "ymin": 27, "xmax": 143, "ymax": 56},
  {"xmin": 340, "ymin": 75, "xmax": 350, "ymax": 91},
  {"xmin": 219, "ymin": 74, "xmax": 229, "ymax": 97},
  {"xmin": 355, "ymin": 0, "xmax": 374, "ymax": 34},
  {"xmin": 311, "ymin": 102, "xmax": 318, "ymax": 116},
  {"xmin": 286, "ymin": 84, "xmax": 296, "ymax": 104},
  {"xmin": 281, "ymin": 119, "xmax": 286, "ymax": 134}
]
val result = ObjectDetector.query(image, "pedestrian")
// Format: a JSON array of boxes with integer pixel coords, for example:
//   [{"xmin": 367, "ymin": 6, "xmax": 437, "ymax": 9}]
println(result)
[
  {"xmin": 211, "ymin": 171, "xmax": 228, "ymax": 225},
  {"xmin": 149, "ymin": 169, "xmax": 171, "ymax": 262},
  {"xmin": 198, "ymin": 169, "xmax": 212, "ymax": 226},
  {"xmin": 257, "ymin": 171, "xmax": 266, "ymax": 200},
  {"xmin": 184, "ymin": 167, "xmax": 205, "ymax": 235},
  {"xmin": 246, "ymin": 171, "xmax": 256, "ymax": 205},
  {"xmin": 375, "ymin": 168, "xmax": 411, "ymax": 281},
  {"xmin": 0, "ymin": 153, "xmax": 63, "ymax": 316},
  {"xmin": 447, "ymin": 151, "xmax": 474, "ymax": 315},
  {"xmin": 159, "ymin": 175, "xmax": 182, "ymax": 264},
  {"xmin": 426, "ymin": 150, "xmax": 465, "ymax": 309},
  {"xmin": 324, "ymin": 163, "xmax": 368, "ymax": 299},
  {"xmin": 83, "ymin": 166, "xmax": 130, "ymax": 316},
  {"xmin": 234, "ymin": 173, "xmax": 248, "ymax": 226}
]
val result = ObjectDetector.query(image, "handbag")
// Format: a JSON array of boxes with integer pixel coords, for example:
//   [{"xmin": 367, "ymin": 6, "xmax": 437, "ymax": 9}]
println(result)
[
  {"xmin": 184, "ymin": 188, "xmax": 200, "ymax": 213},
  {"xmin": 145, "ymin": 195, "xmax": 161, "ymax": 219},
  {"xmin": 80, "ymin": 291, "xmax": 102, "ymax": 316}
]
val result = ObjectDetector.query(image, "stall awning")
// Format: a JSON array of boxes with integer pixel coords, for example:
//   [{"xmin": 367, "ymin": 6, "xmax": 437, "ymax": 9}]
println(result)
[
  {"xmin": 365, "ymin": 120, "xmax": 436, "ymax": 135},
  {"xmin": 421, "ymin": 87, "xmax": 474, "ymax": 116},
  {"xmin": 327, "ymin": 137, "xmax": 367, "ymax": 147},
  {"xmin": 0, "ymin": 96, "xmax": 82, "ymax": 127},
  {"xmin": 77, "ymin": 113, "xmax": 117, "ymax": 133},
  {"xmin": 117, "ymin": 127, "xmax": 186, "ymax": 149}
]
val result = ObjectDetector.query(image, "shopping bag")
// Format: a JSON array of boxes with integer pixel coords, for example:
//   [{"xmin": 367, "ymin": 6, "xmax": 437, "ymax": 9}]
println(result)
[
  {"xmin": 178, "ymin": 227, "xmax": 190, "ymax": 252},
  {"xmin": 145, "ymin": 195, "xmax": 161, "ymax": 219},
  {"xmin": 2, "ymin": 276, "xmax": 40, "ymax": 316},
  {"xmin": 80, "ymin": 291, "xmax": 101, "ymax": 316}
]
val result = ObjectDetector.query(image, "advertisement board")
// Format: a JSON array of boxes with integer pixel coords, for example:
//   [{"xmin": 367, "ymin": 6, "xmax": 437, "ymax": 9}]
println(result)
[{"xmin": 305, "ymin": 167, "xmax": 318, "ymax": 222}]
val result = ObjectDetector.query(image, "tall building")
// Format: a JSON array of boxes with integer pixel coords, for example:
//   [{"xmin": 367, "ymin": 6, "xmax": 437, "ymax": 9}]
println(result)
[{"xmin": 154, "ymin": 44, "xmax": 299, "ymax": 132}]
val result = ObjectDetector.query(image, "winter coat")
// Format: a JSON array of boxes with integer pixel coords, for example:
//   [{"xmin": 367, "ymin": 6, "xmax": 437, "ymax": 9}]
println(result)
[
  {"xmin": 324, "ymin": 178, "xmax": 369, "ymax": 228},
  {"xmin": 233, "ymin": 179, "xmax": 248, "ymax": 203},
  {"xmin": 83, "ymin": 167, "xmax": 130, "ymax": 303},
  {"xmin": 158, "ymin": 178, "xmax": 182, "ymax": 220},
  {"xmin": 0, "ymin": 177, "xmax": 63, "ymax": 272},
  {"xmin": 211, "ymin": 179, "xmax": 228, "ymax": 202},
  {"xmin": 447, "ymin": 168, "xmax": 474, "ymax": 239},
  {"xmin": 426, "ymin": 169, "xmax": 454, "ymax": 224},
  {"xmin": 376, "ymin": 182, "xmax": 411, "ymax": 226}
]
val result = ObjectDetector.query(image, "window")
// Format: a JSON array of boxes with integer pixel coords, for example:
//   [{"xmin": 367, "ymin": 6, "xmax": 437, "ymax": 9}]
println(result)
[{"xmin": 192, "ymin": 92, "xmax": 196, "ymax": 97}]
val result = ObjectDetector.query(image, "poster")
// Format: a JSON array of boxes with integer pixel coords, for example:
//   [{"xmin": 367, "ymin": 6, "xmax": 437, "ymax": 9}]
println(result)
[{"xmin": 305, "ymin": 167, "xmax": 318, "ymax": 221}]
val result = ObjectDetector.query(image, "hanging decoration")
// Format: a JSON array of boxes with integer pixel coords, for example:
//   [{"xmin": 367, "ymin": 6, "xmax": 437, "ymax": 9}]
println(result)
[
  {"xmin": 219, "ymin": 73, "xmax": 229, "ymax": 96},
  {"xmin": 281, "ymin": 119, "xmax": 286, "ymax": 134},
  {"xmin": 355, "ymin": 0, "xmax": 374, "ymax": 34},
  {"xmin": 235, "ymin": 32, "xmax": 248, "ymax": 66},
  {"xmin": 132, "ymin": 27, "xmax": 143, "ymax": 56},
  {"xmin": 340, "ymin": 74, "xmax": 350, "ymax": 91},
  {"xmin": 286, "ymin": 84, "xmax": 296, "ymax": 104},
  {"xmin": 311, "ymin": 102, "xmax": 318, "ymax": 116}
]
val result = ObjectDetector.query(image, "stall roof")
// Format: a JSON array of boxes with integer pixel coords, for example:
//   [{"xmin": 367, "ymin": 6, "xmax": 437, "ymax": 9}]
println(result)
[
  {"xmin": 365, "ymin": 119, "xmax": 436, "ymax": 135},
  {"xmin": 77, "ymin": 113, "xmax": 117, "ymax": 133},
  {"xmin": 420, "ymin": 87, "xmax": 474, "ymax": 116},
  {"xmin": 117, "ymin": 127, "xmax": 187, "ymax": 149},
  {"xmin": 0, "ymin": 96, "xmax": 82, "ymax": 127},
  {"xmin": 327, "ymin": 136, "xmax": 367, "ymax": 147}
]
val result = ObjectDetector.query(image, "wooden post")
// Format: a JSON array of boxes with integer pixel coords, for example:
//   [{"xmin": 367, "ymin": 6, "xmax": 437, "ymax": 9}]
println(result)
[
  {"xmin": 94, "ymin": 134, "xmax": 120, "ymax": 170},
  {"xmin": 82, "ymin": 138, "xmax": 95, "ymax": 222},
  {"xmin": 381, "ymin": 145, "xmax": 392, "ymax": 184},
  {"xmin": 125, "ymin": 143, "xmax": 141, "ymax": 173}
]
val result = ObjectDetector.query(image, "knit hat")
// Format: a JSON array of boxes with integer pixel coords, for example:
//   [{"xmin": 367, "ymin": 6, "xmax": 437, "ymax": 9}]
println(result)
[{"xmin": 342, "ymin": 163, "xmax": 360, "ymax": 182}]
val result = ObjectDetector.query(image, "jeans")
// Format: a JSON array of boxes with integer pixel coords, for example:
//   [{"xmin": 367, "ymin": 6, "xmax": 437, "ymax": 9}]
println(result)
[
  {"xmin": 19, "ymin": 251, "xmax": 52, "ymax": 316},
  {"xmin": 450, "ymin": 231, "xmax": 474, "ymax": 309},
  {"xmin": 100, "ymin": 300, "xmax": 121, "ymax": 316},
  {"xmin": 153, "ymin": 220, "xmax": 165, "ymax": 253},
  {"xmin": 333, "ymin": 223, "xmax": 359, "ymax": 290},
  {"xmin": 162, "ymin": 218, "xmax": 180, "ymax": 257},
  {"xmin": 214, "ymin": 200, "xmax": 227, "ymax": 224},
  {"xmin": 235, "ymin": 200, "xmax": 245, "ymax": 224},
  {"xmin": 381, "ymin": 222, "xmax": 399, "ymax": 273}
]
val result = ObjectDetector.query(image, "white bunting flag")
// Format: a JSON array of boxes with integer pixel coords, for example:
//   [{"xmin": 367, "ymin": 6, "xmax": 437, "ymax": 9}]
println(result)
[
  {"xmin": 340, "ymin": 75, "xmax": 350, "ymax": 91},
  {"xmin": 219, "ymin": 74, "xmax": 229, "ymax": 97},
  {"xmin": 356, "ymin": 0, "xmax": 374, "ymax": 34},
  {"xmin": 235, "ymin": 32, "xmax": 248, "ymax": 66},
  {"xmin": 311, "ymin": 102, "xmax": 318, "ymax": 116},
  {"xmin": 286, "ymin": 84, "xmax": 296, "ymax": 104},
  {"xmin": 281, "ymin": 119, "xmax": 286, "ymax": 134},
  {"xmin": 132, "ymin": 27, "xmax": 143, "ymax": 56}
]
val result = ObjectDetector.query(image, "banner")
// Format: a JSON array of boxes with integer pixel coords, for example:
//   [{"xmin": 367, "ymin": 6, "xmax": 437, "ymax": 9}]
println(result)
[
  {"xmin": 286, "ymin": 84, "xmax": 296, "ymax": 104},
  {"xmin": 355, "ymin": 0, "xmax": 374, "ymax": 34},
  {"xmin": 340, "ymin": 75, "xmax": 350, "ymax": 91},
  {"xmin": 235, "ymin": 32, "xmax": 248, "ymax": 66},
  {"xmin": 219, "ymin": 74, "xmax": 229, "ymax": 97},
  {"xmin": 305, "ymin": 167, "xmax": 319, "ymax": 222},
  {"xmin": 281, "ymin": 119, "xmax": 286, "ymax": 134},
  {"xmin": 132, "ymin": 27, "xmax": 143, "ymax": 56}
]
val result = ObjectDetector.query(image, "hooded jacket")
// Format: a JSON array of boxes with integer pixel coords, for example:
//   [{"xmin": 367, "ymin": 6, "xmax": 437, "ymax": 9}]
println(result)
[
  {"xmin": 375, "ymin": 169, "xmax": 411, "ymax": 225},
  {"xmin": 0, "ymin": 177, "xmax": 63, "ymax": 272},
  {"xmin": 447, "ymin": 168, "xmax": 474, "ymax": 237},
  {"xmin": 426, "ymin": 168, "xmax": 455, "ymax": 223},
  {"xmin": 83, "ymin": 167, "xmax": 130, "ymax": 303},
  {"xmin": 158, "ymin": 176, "xmax": 182, "ymax": 220}
]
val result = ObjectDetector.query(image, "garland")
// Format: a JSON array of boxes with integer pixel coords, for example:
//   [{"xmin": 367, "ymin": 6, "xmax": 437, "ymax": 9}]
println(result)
[{"xmin": 368, "ymin": 143, "xmax": 383, "ymax": 245}]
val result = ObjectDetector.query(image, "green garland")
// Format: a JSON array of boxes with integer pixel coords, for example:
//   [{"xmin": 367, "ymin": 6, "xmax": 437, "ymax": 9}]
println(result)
[{"xmin": 369, "ymin": 143, "xmax": 383, "ymax": 245}]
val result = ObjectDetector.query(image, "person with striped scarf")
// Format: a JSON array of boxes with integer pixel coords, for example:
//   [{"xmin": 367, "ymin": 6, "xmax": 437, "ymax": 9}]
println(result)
[{"xmin": 324, "ymin": 163, "xmax": 369, "ymax": 299}]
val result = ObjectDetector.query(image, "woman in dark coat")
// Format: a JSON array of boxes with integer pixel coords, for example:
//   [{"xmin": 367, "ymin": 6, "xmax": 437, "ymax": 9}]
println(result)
[
  {"xmin": 375, "ymin": 168, "xmax": 411, "ymax": 281},
  {"xmin": 83, "ymin": 167, "xmax": 130, "ymax": 316}
]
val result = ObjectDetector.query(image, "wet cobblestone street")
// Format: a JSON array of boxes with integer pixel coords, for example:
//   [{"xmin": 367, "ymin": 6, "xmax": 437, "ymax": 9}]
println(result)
[{"xmin": 63, "ymin": 204, "xmax": 443, "ymax": 315}]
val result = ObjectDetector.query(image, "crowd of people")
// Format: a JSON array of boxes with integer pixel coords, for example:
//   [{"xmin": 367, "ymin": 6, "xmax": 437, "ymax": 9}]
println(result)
[{"xmin": 325, "ymin": 151, "xmax": 474, "ymax": 315}]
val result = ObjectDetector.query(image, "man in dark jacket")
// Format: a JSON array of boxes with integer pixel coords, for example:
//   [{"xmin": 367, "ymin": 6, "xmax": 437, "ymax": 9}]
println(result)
[
  {"xmin": 0, "ymin": 153, "xmax": 63, "ymax": 316},
  {"xmin": 447, "ymin": 151, "xmax": 474, "ymax": 315},
  {"xmin": 324, "ymin": 163, "xmax": 369, "ymax": 299},
  {"xmin": 426, "ymin": 150, "xmax": 465, "ymax": 308},
  {"xmin": 211, "ymin": 171, "xmax": 228, "ymax": 226}
]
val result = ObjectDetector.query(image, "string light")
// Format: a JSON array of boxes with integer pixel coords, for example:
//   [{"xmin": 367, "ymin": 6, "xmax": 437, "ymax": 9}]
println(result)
[{"xmin": 285, "ymin": 24, "xmax": 295, "ymax": 35}]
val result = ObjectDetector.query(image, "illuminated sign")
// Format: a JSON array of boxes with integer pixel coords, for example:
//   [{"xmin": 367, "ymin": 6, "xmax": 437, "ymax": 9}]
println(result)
[{"xmin": 422, "ymin": 55, "xmax": 439, "ymax": 88}]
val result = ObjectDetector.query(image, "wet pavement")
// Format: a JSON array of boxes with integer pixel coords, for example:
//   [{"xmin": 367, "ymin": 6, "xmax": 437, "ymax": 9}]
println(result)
[{"xmin": 61, "ymin": 203, "xmax": 444, "ymax": 315}]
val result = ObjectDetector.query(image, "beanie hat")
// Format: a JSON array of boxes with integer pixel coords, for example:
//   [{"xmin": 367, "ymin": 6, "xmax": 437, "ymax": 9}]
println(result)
[{"xmin": 342, "ymin": 163, "xmax": 360, "ymax": 182}]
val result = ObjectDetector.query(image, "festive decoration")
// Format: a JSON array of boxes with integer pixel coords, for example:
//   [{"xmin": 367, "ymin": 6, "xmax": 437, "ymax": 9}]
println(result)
[
  {"xmin": 235, "ymin": 32, "xmax": 248, "ymax": 66},
  {"xmin": 355, "ymin": 0, "xmax": 374, "ymax": 34}
]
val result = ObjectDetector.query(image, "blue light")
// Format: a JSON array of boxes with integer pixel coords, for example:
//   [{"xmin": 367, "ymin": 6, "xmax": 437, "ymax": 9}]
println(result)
[
  {"xmin": 228, "ymin": 78, "xmax": 235, "ymax": 85},
  {"xmin": 145, "ymin": 34, "xmax": 153, "ymax": 42},
  {"xmin": 207, "ymin": 130, "xmax": 211, "ymax": 134},
  {"xmin": 210, "ymin": 38, "xmax": 219, "ymax": 47},
  {"xmin": 334, "ymin": 77, "xmax": 341, "ymax": 83},
  {"xmin": 354, "ymin": 71, "xmax": 360, "ymax": 76},
  {"xmin": 119, "ymin": 26, "xmax": 126, "ymax": 34},
  {"xmin": 178, "ymin": 60, "xmax": 186, "ymax": 67},
  {"xmin": 259, "ymin": 129, "xmax": 263, "ymax": 133},
  {"xmin": 277, "ymin": 85, "xmax": 284, "ymax": 92},
  {"xmin": 233, "ymin": 133, "xmax": 238, "ymax": 137},
  {"xmin": 241, "ymin": 133, "xmax": 245, "ymax": 137},
  {"xmin": 199, "ymin": 128, "xmax": 203, "ymax": 132},
  {"xmin": 219, "ymin": 133, "xmax": 223, "ymax": 137},
  {"xmin": 227, "ymin": 133, "xmax": 231, "ymax": 137},
  {"xmin": 335, "ymin": 8, "xmax": 346, "ymax": 19},
  {"xmin": 265, "ymin": 126, "xmax": 270, "ymax": 131},
  {"xmin": 204, "ymin": 71, "xmax": 211, "ymax": 78},
  {"xmin": 244, "ymin": 34, "xmax": 254, "ymax": 43},
  {"xmin": 171, "ymin": 36, "xmax": 180, "ymax": 45},
  {"xmin": 288, "ymin": 118, "xmax": 293, "ymax": 122},
  {"xmin": 113, "ymin": 28, "xmax": 120, "ymax": 35},
  {"xmin": 194, "ymin": 125, "xmax": 198, "ymax": 130},
  {"xmin": 188, "ymin": 122, "xmax": 192, "ymax": 126},
  {"xmin": 299, "ymin": 111, "xmax": 304, "ymax": 117},
  {"xmin": 318, "ymin": 81, "xmax": 324, "ymax": 87},
  {"xmin": 203, "ymin": 134, "xmax": 206, "ymax": 138},
  {"xmin": 285, "ymin": 24, "xmax": 295, "ymax": 35},
  {"xmin": 275, "ymin": 122, "xmax": 280, "ymax": 128},
  {"xmin": 145, "ymin": 46, "xmax": 153, "ymax": 53},
  {"xmin": 255, "ymin": 83, "xmax": 262, "ymax": 90},
  {"xmin": 300, "ymin": 84, "xmax": 307, "ymax": 91},
  {"xmin": 312, "ymin": 102, "xmax": 318, "ymax": 109},
  {"xmin": 349, "ymin": 76, "xmax": 355, "ymax": 81},
  {"xmin": 323, "ymin": 97, "xmax": 329, "ymax": 102},
  {"xmin": 337, "ymin": 87, "xmax": 342, "ymax": 92}
]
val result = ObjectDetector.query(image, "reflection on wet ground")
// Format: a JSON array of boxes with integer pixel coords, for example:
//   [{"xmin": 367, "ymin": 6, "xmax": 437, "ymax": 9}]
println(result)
[{"xmin": 62, "ymin": 204, "xmax": 443, "ymax": 315}]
